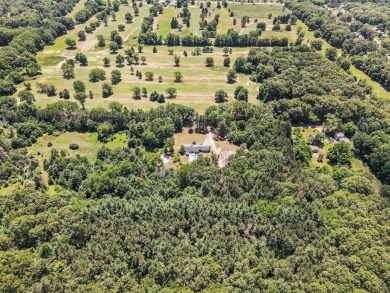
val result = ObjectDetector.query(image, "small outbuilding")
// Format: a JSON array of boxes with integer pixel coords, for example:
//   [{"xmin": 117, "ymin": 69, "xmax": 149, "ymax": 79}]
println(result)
[
  {"xmin": 309, "ymin": 145, "xmax": 319, "ymax": 153},
  {"xmin": 334, "ymin": 133, "xmax": 346, "ymax": 141},
  {"xmin": 339, "ymin": 137, "xmax": 350, "ymax": 143}
]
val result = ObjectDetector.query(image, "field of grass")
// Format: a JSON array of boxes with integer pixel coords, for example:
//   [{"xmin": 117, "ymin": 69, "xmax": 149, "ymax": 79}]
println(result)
[
  {"xmin": 27, "ymin": 132, "xmax": 127, "ymax": 164},
  {"xmin": 217, "ymin": 8, "xmax": 231, "ymax": 34},
  {"xmin": 156, "ymin": 6, "xmax": 179, "ymax": 37},
  {"xmin": 19, "ymin": 1, "xmax": 389, "ymax": 117},
  {"xmin": 19, "ymin": 4, "xmax": 294, "ymax": 113},
  {"xmin": 229, "ymin": 3, "xmax": 285, "ymax": 18},
  {"xmin": 32, "ymin": 45, "xmax": 259, "ymax": 113}
]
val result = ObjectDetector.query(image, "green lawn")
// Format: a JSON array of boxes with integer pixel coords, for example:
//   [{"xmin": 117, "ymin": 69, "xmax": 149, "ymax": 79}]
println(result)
[
  {"xmin": 229, "ymin": 3, "xmax": 285, "ymax": 18},
  {"xmin": 156, "ymin": 6, "xmax": 178, "ymax": 37},
  {"xmin": 32, "ymin": 45, "xmax": 259, "ymax": 113},
  {"xmin": 217, "ymin": 8, "xmax": 231, "ymax": 34},
  {"xmin": 27, "ymin": 132, "xmax": 127, "ymax": 165}
]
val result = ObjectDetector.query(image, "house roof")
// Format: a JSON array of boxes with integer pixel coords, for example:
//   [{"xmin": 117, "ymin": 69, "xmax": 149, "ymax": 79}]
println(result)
[
  {"xmin": 183, "ymin": 144, "xmax": 210, "ymax": 153},
  {"xmin": 335, "ymin": 133, "xmax": 345, "ymax": 138}
]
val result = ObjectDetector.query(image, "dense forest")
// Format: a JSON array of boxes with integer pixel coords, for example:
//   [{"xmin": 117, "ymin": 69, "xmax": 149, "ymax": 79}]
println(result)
[
  {"xmin": 1, "ymin": 0, "xmax": 390, "ymax": 292},
  {"xmin": 286, "ymin": 0, "xmax": 390, "ymax": 90},
  {"xmin": 1, "ymin": 98, "xmax": 390, "ymax": 292}
]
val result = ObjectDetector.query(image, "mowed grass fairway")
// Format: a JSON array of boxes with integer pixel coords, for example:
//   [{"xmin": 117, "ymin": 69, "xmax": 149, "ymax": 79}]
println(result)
[
  {"xmin": 27, "ymin": 132, "xmax": 127, "ymax": 165},
  {"xmin": 29, "ymin": 3, "xmax": 298, "ymax": 113}
]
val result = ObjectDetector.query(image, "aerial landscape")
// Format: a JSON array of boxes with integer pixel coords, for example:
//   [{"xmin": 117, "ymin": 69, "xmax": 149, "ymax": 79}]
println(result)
[{"xmin": 0, "ymin": 0, "xmax": 389, "ymax": 291}]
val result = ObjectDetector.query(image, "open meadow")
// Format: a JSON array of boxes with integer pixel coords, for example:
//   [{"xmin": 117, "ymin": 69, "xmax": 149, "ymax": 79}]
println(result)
[{"xmin": 29, "ymin": 2, "xmax": 297, "ymax": 113}]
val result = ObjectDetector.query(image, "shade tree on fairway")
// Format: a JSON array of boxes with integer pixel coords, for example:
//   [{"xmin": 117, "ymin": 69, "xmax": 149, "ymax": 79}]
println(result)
[
  {"xmin": 224, "ymin": 56, "xmax": 230, "ymax": 67},
  {"xmin": 234, "ymin": 86, "xmax": 248, "ymax": 102},
  {"xmin": 75, "ymin": 52, "xmax": 88, "ymax": 66},
  {"xmin": 132, "ymin": 86, "xmax": 141, "ymax": 99},
  {"xmin": 145, "ymin": 72, "xmax": 154, "ymax": 81},
  {"xmin": 61, "ymin": 89, "xmax": 70, "ymax": 99},
  {"xmin": 166, "ymin": 87, "xmax": 177, "ymax": 99},
  {"xmin": 111, "ymin": 70, "xmax": 121, "ymax": 85},
  {"xmin": 74, "ymin": 91, "xmax": 87, "ymax": 109},
  {"xmin": 215, "ymin": 89, "xmax": 228, "ymax": 103},
  {"xmin": 157, "ymin": 94, "xmax": 165, "ymax": 103},
  {"xmin": 142, "ymin": 87, "xmax": 148, "ymax": 97},
  {"xmin": 115, "ymin": 54, "xmax": 125, "ymax": 67},
  {"xmin": 125, "ymin": 12, "xmax": 133, "ymax": 23},
  {"xmin": 205, "ymin": 57, "xmax": 214, "ymax": 67},
  {"xmin": 102, "ymin": 82, "xmax": 113, "ymax": 98},
  {"xmin": 73, "ymin": 80, "xmax": 86, "ymax": 93},
  {"xmin": 89, "ymin": 69, "xmax": 106, "ymax": 82},
  {"xmin": 174, "ymin": 71, "xmax": 183, "ymax": 83},
  {"xmin": 61, "ymin": 62, "xmax": 75, "ymax": 79},
  {"xmin": 103, "ymin": 57, "xmax": 110, "ymax": 67},
  {"xmin": 65, "ymin": 38, "xmax": 76, "ymax": 49},
  {"xmin": 78, "ymin": 31, "xmax": 86, "ymax": 41},
  {"xmin": 97, "ymin": 35, "xmax": 105, "ymax": 47},
  {"xmin": 109, "ymin": 42, "xmax": 119, "ymax": 53},
  {"xmin": 227, "ymin": 69, "xmax": 237, "ymax": 83},
  {"xmin": 174, "ymin": 55, "xmax": 180, "ymax": 67}
]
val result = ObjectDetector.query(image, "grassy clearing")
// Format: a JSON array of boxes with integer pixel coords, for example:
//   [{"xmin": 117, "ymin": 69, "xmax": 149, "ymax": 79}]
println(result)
[
  {"xmin": 33, "ymin": 45, "xmax": 258, "ymax": 113},
  {"xmin": 297, "ymin": 20, "xmax": 390, "ymax": 101},
  {"xmin": 0, "ymin": 184, "xmax": 18, "ymax": 196},
  {"xmin": 229, "ymin": 3, "xmax": 285, "ymax": 18},
  {"xmin": 27, "ymin": 132, "xmax": 127, "ymax": 165},
  {"xmin": 68, "ymin": 0, "xmax": 88, "ymax": 18},
  {"xmin": 30, "ymin": 3, "xmax": 301, "ymax": 113},
  {"xmin": 166, "ymin": 128, "xmax": 208, "ymax": 168},
  {"xmin": 23, "ymin": 131, "xmax": 126, "ymax": 194},
  {"xmin": 217, "ymin": 8, "xmax": 231, "ymax": 34},
  {"xmin": 174, "ymin": 128, "xmax": 207, "ymax": 150},
  {"xmin": 156, "ymin": 7, "xmax": 178, "ymax": 37},
  {"xmin": 37, "ymin": 55, "xmax": 66, "ymax": 66},
  {"xmin": 187, "ymin": 6, "xmax": 201, "ymax": 36}
]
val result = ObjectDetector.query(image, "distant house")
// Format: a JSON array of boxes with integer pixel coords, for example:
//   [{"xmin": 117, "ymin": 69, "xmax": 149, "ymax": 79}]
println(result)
[
  {"xmin": 339, "ymin": 137, "xmax": 350, "ymax": 143},
  {"xmin": 334, "ymin": 133, "xmax": 346, "ymax": 141},
  {"xmin": 183, "ymin": 144, "xmax": 210, "ymax": 155},
  {"xmin": 309, "ymin": 145, "xmax": 319, "ymax": 153}
]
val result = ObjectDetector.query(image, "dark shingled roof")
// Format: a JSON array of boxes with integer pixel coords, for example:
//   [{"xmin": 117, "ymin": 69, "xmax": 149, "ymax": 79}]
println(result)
[{"xmin": 183, "ymin": 144, "xmax": 210, "ymax": 154}]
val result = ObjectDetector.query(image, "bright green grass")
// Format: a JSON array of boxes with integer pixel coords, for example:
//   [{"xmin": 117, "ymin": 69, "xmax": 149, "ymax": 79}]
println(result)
[
  {"xmin": 32, "ymin": 46, "xmax": 258, "ymax": 113},
  {"xmin": 156, "ymin": 6, "xmax": 178, "ymax": 37},
  {"xmin": 297, "ymin": 20, "xmax": 390, "ymax": 101},
  {"xmin": 68, "ymin": 0, "xmax": 88, "ymax": 18},
  {"xmin": 28, "ymin": 132, "xmax": 127, "ymax": 165},
  {"xmin": 217, "ymin": 8, "xmax": 231, "ymax": 34},
  {"xmin": 156, "ymin": 5, "xmax": 202, "ymax": 38},
  {"xmin": 229, "ymin": 3, "xmax": 285, "ymax": 18},
  {"xmin": 187, "ymin": 6, "xmax": 201, "ymax": 36},
  {"xmin": 37, "ymin": 4, "xmax": 151, "ymax": 63},
  {"xmin": 37, "ymin": 55, "xmax": 66, "ymax": 66}
]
